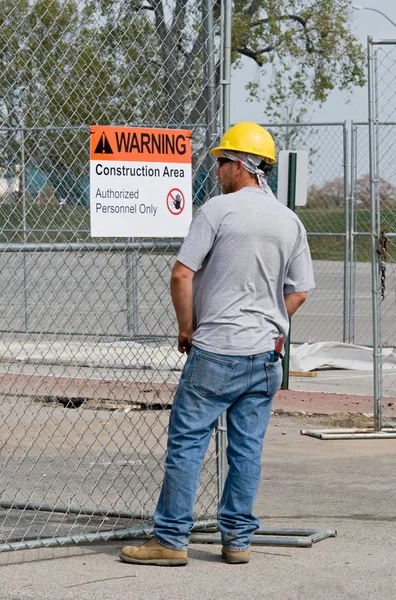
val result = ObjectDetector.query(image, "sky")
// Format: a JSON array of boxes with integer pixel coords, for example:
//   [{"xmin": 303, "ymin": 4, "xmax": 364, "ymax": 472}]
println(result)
[{"xmin": 230, "ymin": 0, "xmax": 396, "ymax": 125}]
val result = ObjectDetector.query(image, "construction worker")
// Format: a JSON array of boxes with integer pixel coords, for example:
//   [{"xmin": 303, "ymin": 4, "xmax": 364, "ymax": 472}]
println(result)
[{"xmin": 120, "ymin": 122, "xmax": 315, "ymax": 566}]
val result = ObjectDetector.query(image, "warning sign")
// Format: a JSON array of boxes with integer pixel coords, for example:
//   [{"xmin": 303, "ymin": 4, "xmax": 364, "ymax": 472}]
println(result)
[{"xmin": 90, "ymin": 125, "xmax": 192, "ymax": 238}]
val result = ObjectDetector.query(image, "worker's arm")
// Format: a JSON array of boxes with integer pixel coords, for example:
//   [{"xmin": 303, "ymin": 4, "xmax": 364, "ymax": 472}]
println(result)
[
  {"xmin": 284, "ymin": 291, "xmax": 307, "ymax": 318},
  {"xmin": 170, "ymin": 260, "xmax": 196, "ymax": 354}
]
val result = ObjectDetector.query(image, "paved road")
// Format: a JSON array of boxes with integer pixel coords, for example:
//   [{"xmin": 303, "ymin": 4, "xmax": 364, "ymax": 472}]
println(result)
[
  {"xmin": 1, "ymin": 414, "xmax": 395, "ymax": 600},
  {"xmin": 1, "ymin": 253, "xmax": 395, "ymax": 346}
]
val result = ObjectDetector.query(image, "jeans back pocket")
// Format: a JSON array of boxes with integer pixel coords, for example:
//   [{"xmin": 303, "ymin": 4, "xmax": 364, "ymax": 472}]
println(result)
[
  {"xmin": 264, "ymin": 360, "xmax": 283, "ymax": 398},
  {"xmin": 191, "ymin": 352, "xmax": 237, "ymax": 397}
]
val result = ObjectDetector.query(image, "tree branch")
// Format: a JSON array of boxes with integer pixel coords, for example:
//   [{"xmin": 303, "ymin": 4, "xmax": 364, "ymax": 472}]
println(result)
[
  {"xmin": 248, "ymin": 14, "xmax": 315, "ymax": 54},
  {"xmin": 171, "ymin": 0, "xmax": 188, "ymax": 40},
  {"xmin": 236, "ymin": 45, "xmax": 275, "ymax": 66},
  {"xmin": 252, "ymin": 14, "xmax": 307, "ymax": 28}
]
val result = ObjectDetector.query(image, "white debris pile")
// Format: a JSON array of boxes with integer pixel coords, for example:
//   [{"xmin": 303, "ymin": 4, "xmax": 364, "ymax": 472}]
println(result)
[{"xmin": 290, "ymin": 342, "xmax": 396, "ymax": 373}]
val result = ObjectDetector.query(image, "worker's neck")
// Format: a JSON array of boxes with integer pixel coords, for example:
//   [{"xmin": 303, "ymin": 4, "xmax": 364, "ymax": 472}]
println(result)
[{"xmin": 233, "ymin": 174, "xmax": 260, "ymax": 192}]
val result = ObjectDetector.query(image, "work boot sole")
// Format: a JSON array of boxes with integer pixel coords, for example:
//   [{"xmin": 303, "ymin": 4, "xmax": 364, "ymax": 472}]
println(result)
[
  {"xmin": 221, "ymin": 549, "xmax": 250, "ymax": 564},
  {"xmin": 222, "ymin": 555, "xmax": 250, "ymax": 564},
  {"xmin": 119, "ymin": 552, "xmax": 188, "ymax": 567}
]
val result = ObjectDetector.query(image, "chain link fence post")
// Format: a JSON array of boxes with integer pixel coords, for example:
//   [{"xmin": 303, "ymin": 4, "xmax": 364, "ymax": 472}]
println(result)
[
  {"xmin": 367, "ymin": 37, "xmax": 396, "ymax": 431},
  {"xmin": 215, "ymin": 0, "xmax": 233, "ymax": 502}
]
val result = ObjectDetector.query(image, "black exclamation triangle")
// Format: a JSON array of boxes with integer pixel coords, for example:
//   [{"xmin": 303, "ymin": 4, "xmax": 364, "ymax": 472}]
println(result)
[{"xmin": 94, "ymin": 132, "xmax": 114, "ymax": 154}]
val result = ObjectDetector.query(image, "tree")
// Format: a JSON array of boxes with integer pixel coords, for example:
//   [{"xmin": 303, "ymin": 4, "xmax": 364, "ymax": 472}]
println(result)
[
  {"xmin": 0, "ymin": 1, "xmax": 366, "ymax": 205},
  {"xmin": 307, "ymin": 177, "xmax": 344, "ymax": 209},
  {"xmin": 2, "ymin": 1, "xmax": 366, "ymax": 129},
  {"xmin": 233, "ymin": 1, "xmax": 366, "ymax": 123},
  {"xmin": 307, "ymin": 174, "xmax": 396, "ymax": 210},
  {"xmin": 355, "ymin": 174, "xmax": 396, "ymax": 209}
]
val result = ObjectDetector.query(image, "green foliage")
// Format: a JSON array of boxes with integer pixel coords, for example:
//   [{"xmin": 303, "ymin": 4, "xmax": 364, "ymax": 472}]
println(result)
[
  {"xmin": 0, "ymin": 0, "xmax": 209, "ymax": 181},
  {"xmin": 231, "ymin": 0, "xmax": 366, "ymax": 122},
  {"xmin": 1, "ymin": 1, "xmax": 367, "ymax": 206},
  {"xmin": 2, "ymin": 1, "xmax": 367, "ymax": 135}
]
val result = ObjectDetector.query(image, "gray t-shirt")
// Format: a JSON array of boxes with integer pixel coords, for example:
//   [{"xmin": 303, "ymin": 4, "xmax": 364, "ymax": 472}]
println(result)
[{"xmin": 177, "ymin": 186, "xmax": 315, "ymax": 356}]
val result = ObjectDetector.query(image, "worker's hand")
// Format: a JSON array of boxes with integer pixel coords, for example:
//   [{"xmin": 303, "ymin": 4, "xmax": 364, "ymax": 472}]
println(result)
[{"xmin": 178, "ymin": 331, "xmax": 193, "ymax": 354}]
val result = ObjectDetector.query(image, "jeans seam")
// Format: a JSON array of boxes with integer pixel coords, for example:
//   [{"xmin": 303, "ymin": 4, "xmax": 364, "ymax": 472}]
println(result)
[
  {"xmin": 154, "ymin": 534, "xmax": 187, "ymax": 552},
  {"xmin": 225, "ymin": 545, "xmax": 251, "ymax": 552},
  {"xmin": 245, "ymin": 356, "xmax": 252, "ymax": 393}
]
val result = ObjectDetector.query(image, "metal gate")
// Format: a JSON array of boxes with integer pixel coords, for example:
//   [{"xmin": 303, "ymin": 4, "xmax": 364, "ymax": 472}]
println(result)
[
  {"xmin": 0, "ymin": 0, "xmax": 225, "ymax": 552},
  {"xmin": 368, "ymin": 38, "xmax": 396, "ymax": 430}
]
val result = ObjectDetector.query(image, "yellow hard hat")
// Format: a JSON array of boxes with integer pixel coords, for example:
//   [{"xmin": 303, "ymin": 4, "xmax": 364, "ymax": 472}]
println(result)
[{"xmin": 210, "ymin": 122, "xmax": 276, "ymax": 164}]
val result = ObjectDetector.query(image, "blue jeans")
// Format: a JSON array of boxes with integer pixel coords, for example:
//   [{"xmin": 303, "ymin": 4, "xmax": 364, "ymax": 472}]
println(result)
[{"xmin": 153, "ymin": 345, "xmax": 282, "ymax": 551}]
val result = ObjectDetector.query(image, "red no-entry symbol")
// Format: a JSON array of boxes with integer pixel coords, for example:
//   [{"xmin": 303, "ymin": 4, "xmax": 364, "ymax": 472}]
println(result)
[{"xmin": 166, "ymin": 188, "xmax": 185, "ymax": 215}]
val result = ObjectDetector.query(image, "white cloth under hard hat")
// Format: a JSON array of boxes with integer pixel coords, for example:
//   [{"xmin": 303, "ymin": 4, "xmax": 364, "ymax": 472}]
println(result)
[{"xmin": 219, "ymin": 150, "xmax": 270, "ymax": 193}]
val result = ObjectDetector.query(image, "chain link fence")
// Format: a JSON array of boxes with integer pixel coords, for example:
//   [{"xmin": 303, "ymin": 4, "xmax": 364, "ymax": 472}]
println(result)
[
  {"xmin": 367, "ymin": 39, "xmax": 396, "ymax": 429},
  {"xmin": 265, "ymin": 122, "xmax": 349, "ymax": 344},
  {"xmin": 350, "ymin": 121, "xmax": 396, "ymax": 348},
  {"xmin": 2, "ymin": 123, "xmax": 351, "ymax": 344},
  {"xmin": 0, "ymin": 0, "xmax": 224, "ymax": 552},
  {"xmin": 2, "ymin": 1, "xmax": 388, "ymax": 553}
]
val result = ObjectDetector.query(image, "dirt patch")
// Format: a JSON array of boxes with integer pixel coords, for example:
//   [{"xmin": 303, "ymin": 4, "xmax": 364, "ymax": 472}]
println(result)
[{"xmin": 271, "ymin": 408, "xmax": 396, "ymax": 429}]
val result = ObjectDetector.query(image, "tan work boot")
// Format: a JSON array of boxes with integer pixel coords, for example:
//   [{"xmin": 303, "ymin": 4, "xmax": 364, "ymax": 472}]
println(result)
[
  {"xmin": 119, "ymin": 538, "xmax": 188, "ymax": 566},
  {"xmin": 221, "ymin": 546, "xmax": 251, "ymax": 564}
]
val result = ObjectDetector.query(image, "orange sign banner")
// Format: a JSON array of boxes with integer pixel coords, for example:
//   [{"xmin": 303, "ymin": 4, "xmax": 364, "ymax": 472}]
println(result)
[{"xmin": 90, "ymin": 125, "xmax": 192, "ymax": 163}]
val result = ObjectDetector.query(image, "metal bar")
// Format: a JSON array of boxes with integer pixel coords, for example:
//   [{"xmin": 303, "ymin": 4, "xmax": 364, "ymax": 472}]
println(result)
[
  {"xmin": 255, "ymin": 527, "xmax": 332, "ymax": 536},
  {"xmin": 9, "ymin": 232, "xmax": 384, "ymax": 246},
  {"xmin": 306, "ymin": 232, "xmax": 347, "ymax": 237},
  {"xmin": 215, "ymin": 0, "xmax": 232, "ymax": 503},
  {"xmin": 354, "ymin": 121, "xmax": 396, "ymax": 125},
  {"xmin": 309, "ymin": 530, "xmax": 337, "ymax": 543},
  {"xmin": 367, "ymin": 37, "xmax": 382, "ymax": 431},
  {"xmin": 3, "ymin": 331, "xmax": 396, "ymax": 349},
  {"xmin": 0, "ymin": 500, "xmax": 153, "ymax": 520},
  {"xmin": 21, "ymin": 128, "xmax": 29, "ymax": 332},
  {"xmin": 0, "ymin": 329, "xmax": 174, "ymax": 340},
  {"xmin": 302, "ymin": 431, "xmax": 396, "ymax": 440},
  {"xmin": 189, "ymin": 533, "xmax": 313, "ymax": 547},
  {"xmin": 0, "ymin": 122, "xmax": 351, "ymax": 134},
  {"xmin": 0, "ymin": 124, "xmax": 209, "ymax": 133},
  {"xmin": 258, "ymin": 122, "xmax": 346, "ymax": 128},
  {"xmin": 374, "ymin": 50, "xmax": 384, "ymax": 430},
  {"xmin": 221, "ymin": 0, "xmax": 232, "ymax": 133},
  {"xmin": 370, "ymin": 39, "xmax": 396, "ymax": 45},
  {"xmin": 349, "ymin": 122, "xmax": 358, "ymax": 344},
  {"xmin": 125, "ymin": 248, "xmax": 139, "ymax": 337},
  {"xmin": 0, "ymin": 242, "xmax": 182, "ymax": 252},
  {"xmin": 215, "ymin": 414, "xmax": 228, "ymax": 500},
  {"xmin": 303, "ymin": 428, "xmax": 371, "ymax": 435},
  {"xmin": 342, "ymin": 121, "xmax": 350, "ymax": 343},
  {"xmin": 281, "ymin": 153, "xmax": 297, "ymax": 390},
  {"xmin": 0, "ymin": 356, "xmax": 180, "ymax": 371},
  {"xmin": 0, "ymin": 525, "xmax": 336, "ymax": 553},
  {"xmin": 352, "ymin": 231, "xmax": 396, "ymax": 237},
  {"xmin": 0, "ymin": 528, "xmax": 145, "ymax": 552},
  {"xmin": 203, "ymin": 0, "xmax": 217, "ymax": 194}
]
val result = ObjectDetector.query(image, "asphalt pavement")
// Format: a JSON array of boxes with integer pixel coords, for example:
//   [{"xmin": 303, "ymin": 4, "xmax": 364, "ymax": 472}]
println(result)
[
  {"xmin": 1, "ymin": 413, "xmax": 395, "ymax": 600},
  {"xmin": 1, "ymin": 327, "xmax": 395, "ymax": 598}
]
